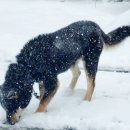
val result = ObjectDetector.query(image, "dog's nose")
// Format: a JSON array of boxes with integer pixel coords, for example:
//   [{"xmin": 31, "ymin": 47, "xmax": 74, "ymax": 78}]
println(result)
[{"xmin": 7, "ymin": 113, "xmax": 19, "ymax": 125}]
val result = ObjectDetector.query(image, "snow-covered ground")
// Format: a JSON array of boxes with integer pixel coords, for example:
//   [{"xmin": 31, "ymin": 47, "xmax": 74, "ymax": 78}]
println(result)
[{"xmin": 0, "ymin": 0, "xmax": 130, "ymax": 129}]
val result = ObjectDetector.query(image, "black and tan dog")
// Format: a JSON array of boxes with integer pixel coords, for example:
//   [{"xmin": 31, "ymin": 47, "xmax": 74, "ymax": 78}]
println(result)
[{"xmin": 0, "ymin": 21, "xmax": 130, "ymax": 125}]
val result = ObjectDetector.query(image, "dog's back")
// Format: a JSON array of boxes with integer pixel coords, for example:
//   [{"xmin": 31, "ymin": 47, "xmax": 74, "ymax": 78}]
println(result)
[{"xmin": 17, "ymin": 21, "xmax": 103, "ymax": 76}]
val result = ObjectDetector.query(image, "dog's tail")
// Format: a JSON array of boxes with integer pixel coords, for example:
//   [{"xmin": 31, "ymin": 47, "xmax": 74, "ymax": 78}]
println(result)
[{"xmin": 102, "ymin": 26, "xmax": 130, "ymax": 46}]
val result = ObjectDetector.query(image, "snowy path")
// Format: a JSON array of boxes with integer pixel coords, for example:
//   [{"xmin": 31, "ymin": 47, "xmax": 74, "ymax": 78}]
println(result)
[
  {"xmin": 0, "ymin": 70, "xmax": 130, "ymax": 130},
  {"xmin": 0, "ymin": 0, "xmax": 130, "ymax": 129}
]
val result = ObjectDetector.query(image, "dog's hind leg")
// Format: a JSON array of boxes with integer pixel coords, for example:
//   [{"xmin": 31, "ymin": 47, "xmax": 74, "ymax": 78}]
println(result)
[
  {"xmin": 83, "ymin": 57, "xmax": 98, "ymax": 101},
  {"xmin": 36, "ymin": 77, "xmax": 59, "ymax": 112},
  {"xmin": 83, "ymin": 53, "xmax": 102, "ymax": 101},
  {"xmin": 83, "ymin": 37, "xmax": 103, "ymax": 101},
  {"xmin": 69, "ymin": 63, "xmax": 81, "ymax": 90},
  {"xmin": 84, "ymin": 73, "xmax": 95, "ymax": 101}
]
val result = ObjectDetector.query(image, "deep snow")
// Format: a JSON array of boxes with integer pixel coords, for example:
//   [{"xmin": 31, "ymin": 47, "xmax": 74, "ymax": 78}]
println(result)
[{"xmin": 0, "ymin": 0, "xmax": 130, "ymax": 129}]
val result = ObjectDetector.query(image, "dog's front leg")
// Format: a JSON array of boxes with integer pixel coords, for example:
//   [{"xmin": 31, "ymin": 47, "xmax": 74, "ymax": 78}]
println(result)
[{"xmin": 36, "ymin": 78, "xmax": 59, "ymax": 112}]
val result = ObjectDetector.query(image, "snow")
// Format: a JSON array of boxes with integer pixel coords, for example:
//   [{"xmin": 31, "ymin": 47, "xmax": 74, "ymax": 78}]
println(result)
[{"xmin": 0, "ymin": 0, "xmax": 130, "ymax": 129}]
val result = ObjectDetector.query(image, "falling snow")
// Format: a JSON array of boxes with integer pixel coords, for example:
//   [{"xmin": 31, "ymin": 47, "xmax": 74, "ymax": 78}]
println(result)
[{"xmin": 0, "ymin": 0, "xmax": 130, "ymax": 130}]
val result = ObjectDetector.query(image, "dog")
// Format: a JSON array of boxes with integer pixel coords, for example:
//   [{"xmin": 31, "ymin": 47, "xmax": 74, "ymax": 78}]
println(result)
[{"xmin": 0, "ymin": 21, "xmax": 130, "ymax": 125}]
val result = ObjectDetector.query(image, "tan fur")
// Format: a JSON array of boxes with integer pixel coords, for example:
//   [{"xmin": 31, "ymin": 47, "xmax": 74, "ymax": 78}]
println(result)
[
  {"xmin": 57, "ymin": 80, "xmax": 60, "ymax": 87},
  {"xmin": 69, "ymin": 63, "xmax": 81, "ymax": 89},
  {"xmin": 36, "ymin": 80, "xmax": 59, "ymax": 112},
  {"xmin": 10, "ymin": 114, "xmax": 17, "ymax": 124},
  {"xmin": 84, "ymin": 76, "xmax": 95, "ymax": 101},
  {"xmin": 10, "ymin": 108, "xmax": 24, "ymax": 124},
  {"xmin": 82, "ymin": 60, "xmax": 95, "ymax": 101}
]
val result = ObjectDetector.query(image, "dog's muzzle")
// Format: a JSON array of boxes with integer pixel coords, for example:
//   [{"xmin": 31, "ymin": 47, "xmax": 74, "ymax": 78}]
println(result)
[
  {"xmin": 6, "ymin": 112, "xmax": 21, "ymax": 125},
  {"xmin": 7, "ymin": 108, "xmax": 24, "ymax": 125}
]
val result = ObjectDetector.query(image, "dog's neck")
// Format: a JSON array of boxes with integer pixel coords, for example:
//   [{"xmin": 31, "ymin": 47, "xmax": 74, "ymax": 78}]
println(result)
[{"xmin": 3, "ymin": 63, "xmax": 34, "ymax": 91}]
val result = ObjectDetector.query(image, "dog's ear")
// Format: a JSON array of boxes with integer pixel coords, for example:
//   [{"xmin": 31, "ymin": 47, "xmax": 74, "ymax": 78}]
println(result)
[{"xmin": 6, "ymin": 89, "xmax": 18, "ymax": 99}]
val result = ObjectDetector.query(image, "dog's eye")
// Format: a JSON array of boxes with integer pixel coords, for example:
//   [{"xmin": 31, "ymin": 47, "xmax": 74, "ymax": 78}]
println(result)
[{"xmin": 6, "ymin": 91, "xmax": 18, "ymax": 100}]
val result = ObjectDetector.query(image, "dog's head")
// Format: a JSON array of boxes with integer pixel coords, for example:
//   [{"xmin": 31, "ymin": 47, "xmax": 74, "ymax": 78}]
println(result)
[
  {"xmin": 0, "ymin": 85, "xmax": 21, "ymax": 125},
  {"xmin": 0, "ymin": 63, "xmax": 33, "ymax": 125}
]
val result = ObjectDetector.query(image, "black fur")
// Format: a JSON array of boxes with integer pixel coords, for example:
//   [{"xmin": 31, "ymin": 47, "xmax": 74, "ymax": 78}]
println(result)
[
  {"xmin": 0, "ymin": 21, "xmax": 130, "ymax": 125},
  {"xmin": 102, "ymin": 26, "xmax": 130, "ymax": 45}
]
